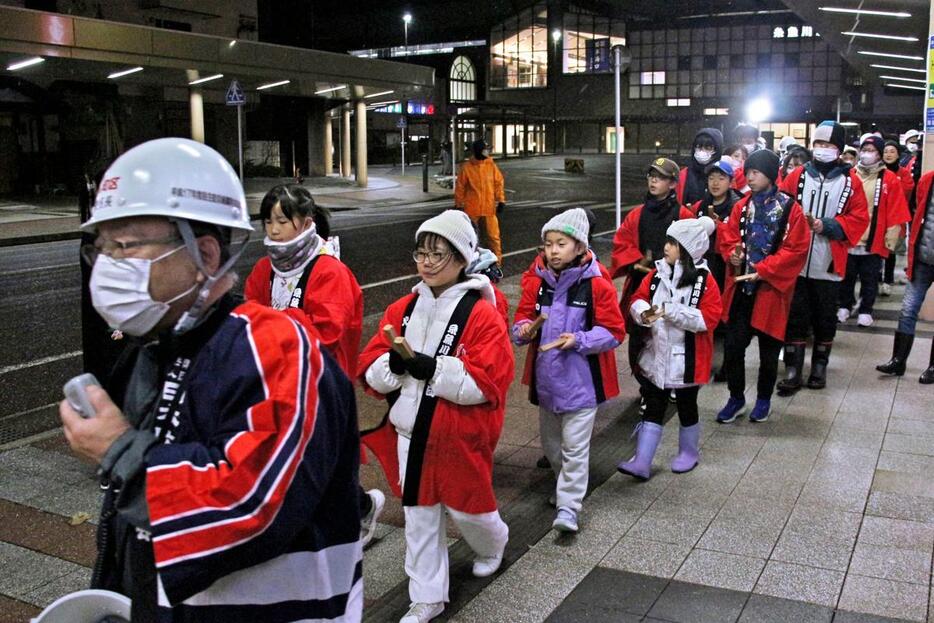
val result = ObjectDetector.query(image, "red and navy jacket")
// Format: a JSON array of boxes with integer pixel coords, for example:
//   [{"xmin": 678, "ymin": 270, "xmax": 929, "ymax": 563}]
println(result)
[{"xmin": 909, "ymin": 171, "xmax": 934, "ymax": 280}]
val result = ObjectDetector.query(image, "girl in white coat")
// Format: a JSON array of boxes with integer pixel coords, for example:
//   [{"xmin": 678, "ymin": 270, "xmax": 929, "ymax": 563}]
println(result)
[{"xmin": 618, "ymin": 217, "xmax": 723, "ymax": 480}]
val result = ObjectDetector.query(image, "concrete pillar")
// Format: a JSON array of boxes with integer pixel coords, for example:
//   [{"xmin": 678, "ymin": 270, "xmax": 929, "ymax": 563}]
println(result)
[
  {"xmin": 324, "ymin": 113, "xmax": 333, "ymax": 176},
  {"xmin": 306, "ymin": 101, "xmax": 327, "ymax": 177},
  {"xmin": 189, "ymin": 87, "xmax": 205, "ymax": 143},
  {"xmin": 354, "ymin": 99, "xmax": 367, "ymax": 187},
  {"xmin": 341, "ymin": 107, "xmax": 352, "ymax": 178}
]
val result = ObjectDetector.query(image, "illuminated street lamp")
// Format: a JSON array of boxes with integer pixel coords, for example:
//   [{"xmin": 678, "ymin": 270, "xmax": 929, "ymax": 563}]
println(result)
[
  {"xmin": 403, "ymin": 13, "xmax": 412, "ymax": 50},
  {"xmin": 746, "ymin": 97, "xmax": 773, "ymax": 124}
]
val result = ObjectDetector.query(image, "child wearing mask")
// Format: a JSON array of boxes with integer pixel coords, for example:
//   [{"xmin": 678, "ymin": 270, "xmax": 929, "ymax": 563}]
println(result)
[
  {"xmin": 514, "ymin": 209, "xmax": 626, "ymax": 532},
  {"xmin": 877, "ymin": 169, "xmax": 934, "ymax": 385},
  {"xmin": 359, "ymin": 210, "xmax": 513, "ymax": 623},
  {"xmin": 837, "ymin": 136, "xmax": 910, "ymax": 327},
  {"xmin": 677, "ymin": 128, "xmax": 724, "ymax": 206},
  {"xmin": 618, "ymin": 217, "xmax": 722, "ymax": 479},
  {"xmin": 612, "ymin": 159, "xmax": 695, "ymax": 378},
  {"xmin": 716, "ymin": 150, "xmax": 810, "ymax": 423},
  {"xmin": 243, "ymin": 184, "xmax": 383, "ymax": 545},
  {"xmin": 841, "ymin": 146, "xmax": 859, "ymax": 167},
  {"xmin": 777, "ymin": 121, "xmax": 869, "ymax": 396}
]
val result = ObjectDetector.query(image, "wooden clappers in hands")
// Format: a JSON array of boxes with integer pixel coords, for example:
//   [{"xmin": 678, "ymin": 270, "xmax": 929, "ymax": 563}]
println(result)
[{"xmin": 382, "ymin": 324, "xmax": 415, "ymax": 360}]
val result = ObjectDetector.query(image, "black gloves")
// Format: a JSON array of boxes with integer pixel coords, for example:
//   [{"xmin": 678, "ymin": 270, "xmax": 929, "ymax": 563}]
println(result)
[
  {"xmin": 496, "ymin": 202, "xmax": 506, "ymax": 215},
  {"xmin": 406, "ymin": 352, "xmax": 438, "ymax": 381},
  {"xmin": 388, "ymin": 349, "xmax": 407, "ymax": 375}
]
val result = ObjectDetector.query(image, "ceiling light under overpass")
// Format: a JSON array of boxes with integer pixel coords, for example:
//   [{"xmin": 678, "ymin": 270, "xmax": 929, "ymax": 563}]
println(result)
[
  {"xmin": 885, "ymin": 83, "xmax": 926, "ymax": 92},
  {"xmin": 7, "ymin": 56, "xmax": 45, "ymax": 71},
  {"xmin": 820, "ymin": 7, "xmax": 911, "ymax": 18},
  {"xmin": 858, "ymin": 51, "xmax": 924, "ymax": 61},
  {"xmin": 745, "ymin": 97, "xmax": 773, "ymax": 124},
  {"xmin": 108, "ymin": 66, "xmax": 144, "ymax": 79},
  {"xmin": 188, "ymin": 73, "xmax": 224, "ymax": 85},
  {"xmin": 879, "ymin": 75, "xmax": 926, "ymax": 84},
  {"xmin": 315, "ymin": 85, "xmax": 347, "ymax": 94},
  {"xmin": 257, "ymin": 79, "xmax": 290, "ymax": 90},
  {"xmin": 842, "ymin": 31, "xmax": 919, "ymax": 42},
  {"xmin": 364, "ymin": 90, "xmax": 394, "ymax": 99},
  {"xmin": 869, "ymin": 64, "xmax": 926, "ymax": 73}
]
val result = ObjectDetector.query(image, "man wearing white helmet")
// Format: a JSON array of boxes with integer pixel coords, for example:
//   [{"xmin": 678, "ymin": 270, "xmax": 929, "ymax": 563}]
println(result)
[{"xmin": 59, "ymin": 138, "xmax": 363, "ymax": 622}]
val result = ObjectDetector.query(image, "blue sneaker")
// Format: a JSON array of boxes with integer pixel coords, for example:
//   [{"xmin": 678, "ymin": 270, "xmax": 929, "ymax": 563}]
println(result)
[
  {"xmin": 716, "ymin": 397, "xmax": 746, "ymax": 423},
  {"xmin": 749, "ymin": 399, "xmax": 771, "ymax": 423}
]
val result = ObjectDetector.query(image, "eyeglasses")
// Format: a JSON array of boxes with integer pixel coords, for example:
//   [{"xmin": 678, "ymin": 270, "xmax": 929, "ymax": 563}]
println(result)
[
  {"xmin": 80, "ymin": 235, "xmax": 182, "ymax": 265},
  {"xmin": 646, "ymin": 173, "xmax": 667, "ymax": 182},
  {"xmin": 412, "ymin": 250, "xmax": 451, "ymax": 264}
]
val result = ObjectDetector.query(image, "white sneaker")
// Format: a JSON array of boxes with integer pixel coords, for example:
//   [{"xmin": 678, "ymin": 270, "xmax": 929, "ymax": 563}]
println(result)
[
  {"xmin": 553, "ymin": 507, "xmax": 579, "ymax": 533},
  {"xmin": 880, "ymin": 283, "xmax": 892, "ymax": 297},
  {"xmin": 360, "ymin": 489, "xmax": 385, "ymax": 548},
  {"xmin": 400, "ymin": 602, "xmax": 444, "ymax": 623},
  {"xmin": 858, "ymin": 314, "xmax": 874, "ymax": 327},
  {"xmin": 836, "ymin": 308, "xmax": 850, "ymax": 324},
  {"xmin": 472, "ymin": 540, "xmax": 506, "ymax": 577}
]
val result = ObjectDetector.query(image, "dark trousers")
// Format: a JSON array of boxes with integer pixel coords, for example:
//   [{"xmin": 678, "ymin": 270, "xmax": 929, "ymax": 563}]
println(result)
[
  {"xmin": 724, "ymin": 292, "xmax": 784, "ymax": 400},
  {"xmin": 641, "ymin": 381, "xmax": 700, "ymax": 427},
  {"xmin": 786, "ymin": 277, "xmax": 839, "ymax": 343},
  {"xmin": 840, "ymin": 253, "xmax": 883, "ymax": 315},
  {"xmin": 883, "ymin": 253, "xmax": 896, "ymax": 285}
]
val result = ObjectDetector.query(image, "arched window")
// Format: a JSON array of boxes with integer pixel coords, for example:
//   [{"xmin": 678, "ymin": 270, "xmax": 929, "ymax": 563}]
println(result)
[{"xmin": 449, "ymin": 55, "xmax": 477, "ymax": 102}]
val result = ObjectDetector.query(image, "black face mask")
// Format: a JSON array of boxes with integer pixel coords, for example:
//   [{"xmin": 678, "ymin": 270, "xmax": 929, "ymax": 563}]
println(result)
[{"xmin": 472, "ymin": 143, "xmax": 487, "ymax": 160}]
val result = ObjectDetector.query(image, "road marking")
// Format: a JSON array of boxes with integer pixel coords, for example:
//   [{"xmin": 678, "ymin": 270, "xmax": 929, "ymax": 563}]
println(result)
[{"xmin": 0, "ymin": 351, "xmax": 82, "ymax": 375}]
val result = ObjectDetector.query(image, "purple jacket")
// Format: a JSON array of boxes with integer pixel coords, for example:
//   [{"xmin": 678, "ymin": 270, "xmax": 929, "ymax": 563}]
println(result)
[{"xmin": 512, "ymin": 259, "xmax": 620, "ymax": 413}]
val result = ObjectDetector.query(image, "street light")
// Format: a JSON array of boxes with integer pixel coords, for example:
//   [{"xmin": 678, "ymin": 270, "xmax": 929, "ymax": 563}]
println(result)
[
  {"xmin": 403, "ymin": 13, "xmax": 412, "ymax": 50},
  {"xmin": 551, "ymin": 29, "xmax": 561, "ymax": 153}
]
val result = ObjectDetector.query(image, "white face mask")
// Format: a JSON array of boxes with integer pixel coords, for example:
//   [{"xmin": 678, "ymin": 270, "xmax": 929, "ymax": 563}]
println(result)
[
  {"xmin": 908, "ymin": 142, "xmax": 919, "ymax": 154},
  {"xmin": 813, "ymin": 147, "xmax": 839, "ymax": 163},
  {"xmin": 859, "ymin": 151, "xmax": 880, "ymax": 167},
  {"xmin": 90, "ymin": 245, "xmax": 196, "ymax": 336},
  {"xmin": 694, "ymin": 149, "xmax": 714, "ymax": 165},
  {"xmin": 742, "ymin": 141, "xmax": 757, "ymax": 153}
]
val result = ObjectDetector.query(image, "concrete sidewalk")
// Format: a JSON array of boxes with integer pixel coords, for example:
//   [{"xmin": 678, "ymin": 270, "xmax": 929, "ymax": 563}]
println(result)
[
  {"xmin": 0, "ymin": 166, "xmax": 454, "ymax": 246},
  {"xmin": 2, "ymin": 262, "xmax": 933, "ymax": 622}
]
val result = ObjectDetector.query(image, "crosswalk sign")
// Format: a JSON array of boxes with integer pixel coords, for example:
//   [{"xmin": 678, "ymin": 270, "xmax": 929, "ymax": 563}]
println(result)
[{"xmin": 226, "ymin": 80, "xmax": 245, "ymax": 106}]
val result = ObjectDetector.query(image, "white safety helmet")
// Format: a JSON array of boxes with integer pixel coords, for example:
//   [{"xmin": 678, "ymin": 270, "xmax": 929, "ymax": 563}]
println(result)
[
  {"xmin": 778, "ymin": 136, "xmax": 798, "ymax": 154},
  {"xmin": 903, "ymin": 129, "xmax": 922, "ymax": 145},
  {"xmin": 32, "ymin": 589, "xmax": 130, "ymax": 623},
  {"xmin": 81, "ymin": 137, "xmax": 251, "ymax": 233}
]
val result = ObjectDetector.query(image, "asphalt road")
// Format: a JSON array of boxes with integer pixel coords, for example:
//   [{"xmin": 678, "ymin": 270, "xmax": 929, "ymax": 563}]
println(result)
[{"xmin": 0, "ymin": 154, "xmax": 652, "ymax": 443}]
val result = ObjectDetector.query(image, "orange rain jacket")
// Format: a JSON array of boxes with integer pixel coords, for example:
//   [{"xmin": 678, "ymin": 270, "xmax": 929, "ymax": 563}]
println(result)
[{"xmin": 455, "ymin": 157, "xmax": 506, "ymax": 218}]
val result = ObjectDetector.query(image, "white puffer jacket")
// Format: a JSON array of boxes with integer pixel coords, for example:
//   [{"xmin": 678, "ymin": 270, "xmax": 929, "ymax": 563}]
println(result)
[{"xmin": 365, "ymin": 274, "xmax": 495, "ymax": 437}]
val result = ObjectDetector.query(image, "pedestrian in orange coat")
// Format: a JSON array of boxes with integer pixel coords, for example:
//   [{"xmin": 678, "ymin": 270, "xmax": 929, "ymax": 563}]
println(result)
[{"xmin": 455, "ymin": 139, "xmax": 506, "ymax": 263}]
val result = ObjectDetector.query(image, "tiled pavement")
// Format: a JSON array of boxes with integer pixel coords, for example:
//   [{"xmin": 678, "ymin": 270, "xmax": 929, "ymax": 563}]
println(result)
[{"xmin": 2, "ymin": 263, "xmax": 933, "ymax": 622}]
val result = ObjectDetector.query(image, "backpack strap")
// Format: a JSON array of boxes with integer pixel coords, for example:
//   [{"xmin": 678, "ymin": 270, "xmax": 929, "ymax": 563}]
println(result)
[{"xmin": 268, "ymin": 255, "xmax": 322, "ymax": 309}]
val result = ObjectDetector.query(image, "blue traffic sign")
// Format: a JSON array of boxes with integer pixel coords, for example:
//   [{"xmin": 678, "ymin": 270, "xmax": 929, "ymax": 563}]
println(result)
[{"xmin": 226, "ymin": 80, "xmax": 245, "ymax": 106}]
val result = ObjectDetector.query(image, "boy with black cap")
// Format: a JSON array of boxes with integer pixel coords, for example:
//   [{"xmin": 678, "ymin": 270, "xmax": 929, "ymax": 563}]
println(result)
[
  {"xmin": 777, "ymin": 121, "xmax": 869, "ymax": 395},
  {"xmin": 837, "ymin": 135, "xmax": 910, "ymax": 327},
  {"xmin": 716, "ymin": 149, "xmax": 810, "ymax": 423},
  {"xmin": 612, "ymin": 158, "xmax": 695, "ymax": 375},
  {"xmin": 678, "ymin": 128, "xmax": 724, "ymax": 205}
]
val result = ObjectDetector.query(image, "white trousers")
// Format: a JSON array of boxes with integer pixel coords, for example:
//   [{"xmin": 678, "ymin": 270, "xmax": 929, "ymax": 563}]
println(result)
[
  {"xmin": 398, "ymin": 436, "xmax": 508, "ymax": 604},
  {"xmin": 539, "ymin": 406, "xmax": 597, "ymax": 513}
]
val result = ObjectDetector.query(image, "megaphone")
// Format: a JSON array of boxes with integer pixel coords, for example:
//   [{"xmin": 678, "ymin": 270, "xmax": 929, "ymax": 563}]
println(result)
[{"xmin": 32, "ymin": 589, "xmax": 131, "ymax": 623}]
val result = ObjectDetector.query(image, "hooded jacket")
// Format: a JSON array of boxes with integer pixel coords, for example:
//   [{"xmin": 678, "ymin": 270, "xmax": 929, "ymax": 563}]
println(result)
[
  {"xmin": 630, "ymin": 257, "xmax": 722, "ymax": 389},
  {"xmin": 677, "ymin": 128, "xmax": 724, "ymax": 205},
  {"xmin": 908, "ymin": 171, "xmax": 934, "ymax": 280},
  {"xmin": 455, "ymin": 157, "xmax": 506, "ymax": 218},
  {"xmin": 359, "ymin": 274, "xmax": 514, "ymax": 513},
  {"xmin": 718, "ymin": 191, "xmax": 811, "ymax": 341},
  {"xmin": 512, "ymin": 253, "xmax": 626, "ymax": 413}
]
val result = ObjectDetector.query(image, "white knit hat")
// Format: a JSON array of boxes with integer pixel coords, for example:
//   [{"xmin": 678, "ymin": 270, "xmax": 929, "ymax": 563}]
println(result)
[
  {"xmin": 666, "ymin": 216, "xmax": 716, "ymax": 262},
  {"xmin": 416, "ymin": 209, "xmax": 478, "ymax": 263},
  {"xmin": 541, "ymin": 208, "xmax": 590, "ymax": 245}
]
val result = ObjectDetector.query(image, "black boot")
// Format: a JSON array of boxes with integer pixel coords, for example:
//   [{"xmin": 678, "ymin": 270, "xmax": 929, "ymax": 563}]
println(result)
[
  {"xmin": 806, "ymin": 342, "xmax": 832, "ymax": 389},
  {"xmin": 777, "ymin": 343, "xmax": 806, "ymax": 396},
  {"xmin": 921, "ymin": 340, "xmax": 934, "ymax": 385},
  {"xmin": 876, "ymin": 332, "xmax": 914, "ymax": 377}
]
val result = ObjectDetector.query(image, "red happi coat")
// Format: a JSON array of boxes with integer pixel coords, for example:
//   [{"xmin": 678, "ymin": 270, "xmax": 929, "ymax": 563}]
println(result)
[
  {"xmin": 357, "ymin": 292, "xmax": 513, "ymax": 514},
  {"xmin": 718, "ymin": 193, "xmax": 810, "ymax": 341},
  {"xmin": 244, "ymin": 255, "xmax": 363, "ymax": 379},
  {"xmin": 610, "ymin": 203, "xmax": 696, "ymax": 315},
  {"xmin": 856, "ymin": 168, "xmax": 911, "ymax": 258},
  {"xmin": 908, "ymin": 171, "xmax": 934, "ymax": 280},
  {"xmin": 780, "ymin": 166, "xmax": 870, "ymax": 278},
  {"xmin": 897, "ymin": 165, "xmax": 915, "ymax": 205}
]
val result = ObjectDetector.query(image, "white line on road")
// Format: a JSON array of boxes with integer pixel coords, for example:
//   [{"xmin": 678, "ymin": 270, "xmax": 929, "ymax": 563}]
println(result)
[{"xmin": 0, "ymin": 350, "xmax": 82, "ymax": 376}]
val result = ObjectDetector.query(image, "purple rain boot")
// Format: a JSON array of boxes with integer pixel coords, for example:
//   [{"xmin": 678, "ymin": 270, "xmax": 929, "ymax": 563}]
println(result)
[
  {"xmin": 617, "ymin": 422, "xmax": 663, "ymax": 481},
  {"xmin": 671, "ymin": 424, "xmax": 700, "ymax": 473}
]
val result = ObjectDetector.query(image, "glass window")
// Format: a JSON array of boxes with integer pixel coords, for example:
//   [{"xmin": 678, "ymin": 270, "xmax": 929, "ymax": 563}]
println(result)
[
  {"xmin": 561, "ymin": 9, "xmax": 624, "ymax": 74},
  {"xmin": 449, "ymin": 56, "xmax": 477, "ymax": 102},
  {"xmin": 640, "ymin": 71, "xmax": 666, "ymax": 85},
  {"xmin": 489, "ymin": 4, "xmax": 549, "ymax": 89}
]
